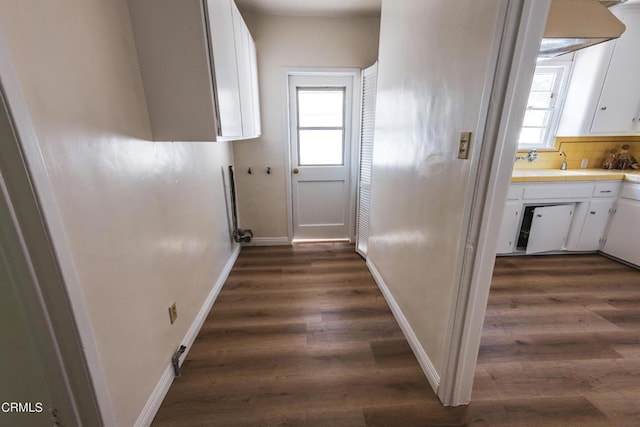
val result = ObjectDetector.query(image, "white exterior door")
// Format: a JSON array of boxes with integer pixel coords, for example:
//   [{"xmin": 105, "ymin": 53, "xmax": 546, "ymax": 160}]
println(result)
[{"xmin": 289, "ymin": 74, "xmax": 355, "ymax": 241}]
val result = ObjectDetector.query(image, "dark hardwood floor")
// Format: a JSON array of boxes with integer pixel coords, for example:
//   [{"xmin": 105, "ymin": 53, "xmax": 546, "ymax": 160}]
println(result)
[{"xmin": 153, "ymin": 245, "xmax": 640, "ymax": 426}]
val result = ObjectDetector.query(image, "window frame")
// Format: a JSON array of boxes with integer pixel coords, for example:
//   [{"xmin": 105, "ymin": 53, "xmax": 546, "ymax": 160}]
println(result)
[{"xmin": 518, "ymin": 60, "xmax": 573, "ymax": 149}]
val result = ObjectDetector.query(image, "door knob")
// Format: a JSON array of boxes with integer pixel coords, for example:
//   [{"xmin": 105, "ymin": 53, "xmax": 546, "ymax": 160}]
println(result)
[{"xmin": 292, "ymin": 168, "xmax": 299, "ymax": 174}]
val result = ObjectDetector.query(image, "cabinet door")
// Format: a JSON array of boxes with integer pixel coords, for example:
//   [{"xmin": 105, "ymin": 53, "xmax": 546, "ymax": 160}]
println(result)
[
  {"xmin": 232, "ymin": 3, "xmax": 254, "ymax": 137},
  {"xmin": 496, "ymin": 201, "xmax": 522, "ymax": 254},
  {"xmin": 249, "ymin": 35, "xmax": 261, "ymax": 136},
  {"xmin": 526, "ymin": 204, "xmax": 574, "ymax": 254},
  {"xmin": 205, "ymin": 0, "xmax": 243, "ymax": 138},
  {"xmin": 576, "ymin": 199, "xmax": 615, "ymax": 251},
  {"xmin": 591, "ymin": 8, "xmax": 640, "ymax": 134},
  {"xmin": 603, "ymin": 199, "xmax": 640, "ymax": 266}
]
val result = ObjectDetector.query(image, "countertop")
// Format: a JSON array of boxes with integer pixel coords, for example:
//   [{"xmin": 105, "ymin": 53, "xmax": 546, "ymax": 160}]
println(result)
[{"xmin": 511, "ymin": 168, "xmax": 640, "ymax": 183}]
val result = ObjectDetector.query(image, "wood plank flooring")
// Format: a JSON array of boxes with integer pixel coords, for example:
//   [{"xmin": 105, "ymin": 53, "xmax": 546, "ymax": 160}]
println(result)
[
  {"xmin": 474, "ymin": 254, "xmax": 640, "ymax": 427},
  {"xmin": 153, "ymin": 245, "xmax": 640, "ymax": 426}
]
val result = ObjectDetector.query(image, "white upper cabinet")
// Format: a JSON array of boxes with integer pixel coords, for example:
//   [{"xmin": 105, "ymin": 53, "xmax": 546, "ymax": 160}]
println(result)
[
  {"xmin": 128, "ymin": 0, "xmax": 261, "ymax": 141},
  {"xmin": 231, "ymin": 3, "xmax": 261, "ymax": 138},
  {"xmin": 206, "ymin": 0, "xmax": 243, "ymax": 139},
  {"xmin": 557, "ymin": 5, "xmax": 640, "ymax": 136}
]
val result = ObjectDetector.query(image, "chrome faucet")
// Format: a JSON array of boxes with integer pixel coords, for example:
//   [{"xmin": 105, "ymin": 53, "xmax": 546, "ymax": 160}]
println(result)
[
  {"xmin": 559, "ymin": 151, "xmax": 567, "ymax": 170},
  {"xmin": 515, "ymin": 149, "xmax": 538, "ymax": 162}
]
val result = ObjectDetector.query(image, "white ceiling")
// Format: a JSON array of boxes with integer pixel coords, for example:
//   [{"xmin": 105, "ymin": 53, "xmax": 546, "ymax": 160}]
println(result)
[{"xmin": 234, "ymin": 0, "xmax": 382, "ymax": 17}]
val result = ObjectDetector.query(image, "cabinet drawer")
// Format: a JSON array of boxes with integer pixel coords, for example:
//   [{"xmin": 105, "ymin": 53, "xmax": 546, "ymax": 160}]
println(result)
[
  {"xmin": 506, "ymin": 186, "xmax": 523, "ymax": 200},
  {"xmin": 592, "ymin": 182, "xmax": 620, "ymax": 198},
  {"xmin": 620, "ymin": 183, "xmax": 640, "ymax": 201},
  {"xmin": 522, "ymin": 184, "xmax": 592, "ymax": 200}
]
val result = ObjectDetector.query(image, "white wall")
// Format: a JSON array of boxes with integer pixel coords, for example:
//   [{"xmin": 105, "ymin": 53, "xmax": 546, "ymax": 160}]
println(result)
[
  {"xmin": 232, "ymin": 14, "xmax": 380, "ymax": 240},
  {"xmin": 368, "ymin": 0, "xmax": 504, "ymax": 378},
  {"xmin": 0, "ymin": 0, "xmax": 237, "ymax": 425}
]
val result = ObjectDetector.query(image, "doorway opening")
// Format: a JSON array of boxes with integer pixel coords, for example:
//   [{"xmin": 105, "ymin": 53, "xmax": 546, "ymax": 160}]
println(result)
[{"xmin": 285, "ymin": 70, "xmax": 360, "ymax": 243}]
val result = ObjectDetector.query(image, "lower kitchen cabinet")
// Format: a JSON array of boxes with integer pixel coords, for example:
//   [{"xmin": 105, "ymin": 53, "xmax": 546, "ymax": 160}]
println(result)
[
  {"xmin": 602, "ymin": 183, "xmax": 640, "ymax": 266},
  {"xmin": 497, "ymin": 180, "xmax": 621, "ymax": 256},
  {"xmin": 574, "ymin": 198, "xmax": 616, "ymax": 251},
  {"xmin": 496, "ymin": 201, "xmax": 522, "ymax": 254},
  {"xmin": 524, "ymin": 204, "xmax": 575, "ymax": 254}
]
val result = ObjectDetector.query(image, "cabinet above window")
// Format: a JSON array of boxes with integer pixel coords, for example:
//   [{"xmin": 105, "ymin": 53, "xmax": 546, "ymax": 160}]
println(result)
[
  {"xmin": 556, "ymin": 5, "xmax": 640, "ymax": 137},
  {"xmin": 128, "ymin": 0, "xmax": 261, "ymax": 142}
]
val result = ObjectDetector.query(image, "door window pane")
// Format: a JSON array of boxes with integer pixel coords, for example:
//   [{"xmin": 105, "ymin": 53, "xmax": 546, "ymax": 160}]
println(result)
[
  {"xmin": 298, "ymin": 90, "xmax": 344, "ymax": 127},
  {"xmin": 299, "ymin": 130, "xmax": 343, "ymax": 165}
]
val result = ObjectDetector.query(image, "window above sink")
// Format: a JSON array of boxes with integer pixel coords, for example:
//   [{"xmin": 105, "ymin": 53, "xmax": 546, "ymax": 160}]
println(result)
[{"xmin": 518, "ymin": 56, "xmax": 573, "ymax": 149}]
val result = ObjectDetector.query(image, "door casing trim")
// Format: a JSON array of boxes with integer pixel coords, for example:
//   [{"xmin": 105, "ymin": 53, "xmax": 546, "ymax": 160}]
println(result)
[{"xmin": 282, "ymin": 67, "xmax": 362, "ymax": 244}]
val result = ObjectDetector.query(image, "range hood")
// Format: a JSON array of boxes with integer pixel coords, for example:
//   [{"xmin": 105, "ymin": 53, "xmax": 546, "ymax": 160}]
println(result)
[{"xmin": 540, "ymin": 0, "xmax": 626, "ymax": 58}]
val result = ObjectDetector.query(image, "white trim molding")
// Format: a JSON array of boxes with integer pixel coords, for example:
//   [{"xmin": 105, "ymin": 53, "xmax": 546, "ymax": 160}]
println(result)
[
  {"xmin": 366, "ymin": 259, "xmax": 440, "ymax": 392},
  {"xmin": 134, "ymin": 243, "xmax": 240, "ymax": 427}
]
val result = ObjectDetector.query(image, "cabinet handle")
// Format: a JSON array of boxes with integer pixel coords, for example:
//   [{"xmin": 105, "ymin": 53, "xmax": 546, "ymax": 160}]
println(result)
[
  {"xmin": 600, "ymin": 106, "xmax": 607, "ymax": 110},
  {"xmin": 590, "ymin": 211, "xmax": 596, "ymax": 215},
  {"xmin": 600, "ymin": 190, "xmax": 611, "ymax": 193},
  {"xmin": 536, "ymin": 214, "xmax": 542, "ymax": 218}
]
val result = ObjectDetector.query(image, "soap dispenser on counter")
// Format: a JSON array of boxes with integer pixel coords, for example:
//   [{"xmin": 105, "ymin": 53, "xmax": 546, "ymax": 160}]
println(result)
[{"xmin": 559, "ymin": 151, "xmax": 567, "ymax": 170}]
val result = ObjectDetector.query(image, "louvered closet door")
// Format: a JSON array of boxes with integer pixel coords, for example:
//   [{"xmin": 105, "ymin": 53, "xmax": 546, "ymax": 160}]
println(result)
[{"xmin": 356, "ymin": 63, "xmax": 377, "ymax": 257}]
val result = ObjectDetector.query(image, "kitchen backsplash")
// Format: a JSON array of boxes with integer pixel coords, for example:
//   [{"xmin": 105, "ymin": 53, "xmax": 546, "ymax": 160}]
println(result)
[{"xmin": 514, "ymin": 136, "xmax": 640, "ymax": 170}]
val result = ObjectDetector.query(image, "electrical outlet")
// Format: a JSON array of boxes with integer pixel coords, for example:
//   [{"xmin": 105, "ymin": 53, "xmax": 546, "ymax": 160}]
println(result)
[
  {"xmin": 168, "ymin": 302, "xmax": 177, "ymax": 325},
  {"xmin": 580, "ymin": 159, "xmax": 589, "ymax": 169}
]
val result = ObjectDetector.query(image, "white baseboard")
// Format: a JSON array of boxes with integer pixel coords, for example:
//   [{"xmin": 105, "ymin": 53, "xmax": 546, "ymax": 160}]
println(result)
[
  {"xmin": 366, "ymin": 258, "xmax": 441, "ymax": 393},
  {"xmin": 134, "ymin": 243, "xmax": 241, "ymax": 427},
  {"xmin": 243, "ymin": 237, "xmax": 290, "ymax": 246}
]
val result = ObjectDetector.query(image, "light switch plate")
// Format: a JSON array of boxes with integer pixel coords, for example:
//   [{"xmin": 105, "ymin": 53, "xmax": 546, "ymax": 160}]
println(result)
[
  {"xmin": 168, "ymin": 302, "xmax": 177, "ymax": 325},
  {"xmin": 458, "ymin": 132, "xmax": 472, "ymax": 159}
]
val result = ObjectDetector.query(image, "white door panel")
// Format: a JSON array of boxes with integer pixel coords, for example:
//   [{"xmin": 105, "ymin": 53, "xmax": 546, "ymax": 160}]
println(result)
[
  {"xmin": 297, "ymin": 181, "xmax": 346, "ymax": 224},
  {"xmin": 526, "ymin": 204, "xmax": 574, "ymax": 254}
]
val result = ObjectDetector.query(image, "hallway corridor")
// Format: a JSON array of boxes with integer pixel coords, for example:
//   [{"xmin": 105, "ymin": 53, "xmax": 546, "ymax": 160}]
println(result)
[{"xmin": 153, "ymin": 243, "xmax": 438, "ymax": 425}]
